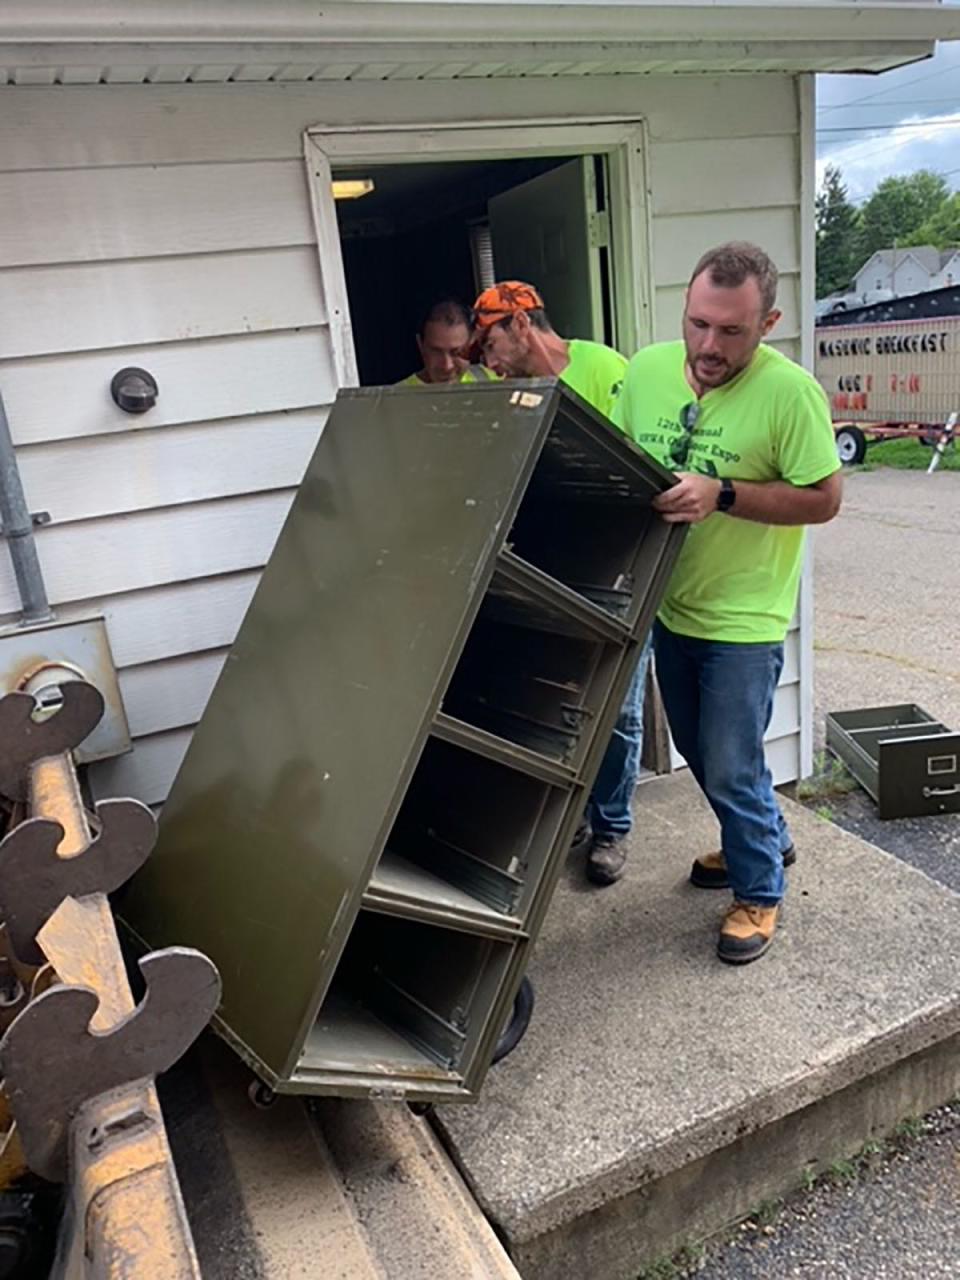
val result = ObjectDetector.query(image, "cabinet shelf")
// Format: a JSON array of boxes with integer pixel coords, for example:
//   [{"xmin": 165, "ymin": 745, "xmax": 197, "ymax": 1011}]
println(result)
[
  {"xmin": 364, "ymin": 850, "xmax": 525, "ymax": 941},
  {"xmin": 299, "ymin": 914, "xmax": 516, "ymax": 1086},
  {"xmin": 431, "ymin": 712, "xmax": 578, "ymax": 787},
  {"xmin": 505, "ymin": 394, "xmax": 680, "ymax": 631},
  {"xmin": 440, "ymin": 614, "xmax": 621, "ymax": 769},
  {"xmin": 300, "ymin": 989, "xmax": 459, "ymax": 1082},
  {"xmin": 487, "ymin": 550, "xmax": 630, "ymax": 643}
]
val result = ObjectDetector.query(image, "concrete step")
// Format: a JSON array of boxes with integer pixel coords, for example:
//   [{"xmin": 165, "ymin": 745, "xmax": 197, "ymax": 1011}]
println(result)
[
  {"xmin": 315, "ymin": 1097, "xmax": 520, "ymax": 1280},
  {"xmin": 165, "ymin": 1039, "xmax": 384, "ymax": 1278},
  {"xmin": 163, "ymin": 1037, "xmax": 520, "ymax": 1278},
  {"xmin": 434, "ymin": 772, "xmax": 960, "ymax": 1279}
]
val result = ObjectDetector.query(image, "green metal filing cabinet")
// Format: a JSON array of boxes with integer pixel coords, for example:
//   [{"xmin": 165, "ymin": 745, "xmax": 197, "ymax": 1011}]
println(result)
[
  {"xmin": 123, "ymin": 381, "xmax": 685, "ymax": 1103},
  {"xmin": 826, "ymin": 703, "xmax": 960, "ymax": 819}
]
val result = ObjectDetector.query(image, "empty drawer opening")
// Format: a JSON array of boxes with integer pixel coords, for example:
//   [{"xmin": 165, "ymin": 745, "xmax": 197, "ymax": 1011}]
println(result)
[
  {"xmin": 829, "ymin": 705, "xmax": 938, "ymax": 733},
  {"xmin": 306, "ymin": 914, "xmax": 512, "ymax": 1076},
  {"xmin": 850, "ymin": 722, "xmax": 950, "ymax": 762},
  {"xmin": 507, "ymin": 498, "xmax": 671, "ymax": 622},
  {"xmin": 503, "ymin": 403, "xmax": 674, "ymax": 621},
  {"xmin": 441, "ymin": 618, "xmax": 619, "ymax": 763},
  {"xmin": 376, "ymin": 737, "xmax": 567, "ymax": 917}
]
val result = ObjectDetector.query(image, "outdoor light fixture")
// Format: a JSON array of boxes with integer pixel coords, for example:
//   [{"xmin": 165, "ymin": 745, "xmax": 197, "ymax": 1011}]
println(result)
[
  {"xmin": 332, "ymin": 178, "xmax": 375, "ymax": 200},
  {"xmin": 110, "ymin": 367, "xmax": 159, "ymax": 414}
]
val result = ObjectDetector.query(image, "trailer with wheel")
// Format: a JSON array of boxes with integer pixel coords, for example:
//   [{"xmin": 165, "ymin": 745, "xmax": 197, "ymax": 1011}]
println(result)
[{"xmin": 815, "ymin": 294, "xmax": 960, "ymax": 466}]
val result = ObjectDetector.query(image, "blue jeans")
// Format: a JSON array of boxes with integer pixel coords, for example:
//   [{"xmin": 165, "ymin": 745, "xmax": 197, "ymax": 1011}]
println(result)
[
  {"xmin": 653, "ymin": 620, "xmax": 791, "ymax": 907},
  {"xmin": 588, "ymin": 633, "xmax": 653, "ymax": 838}
]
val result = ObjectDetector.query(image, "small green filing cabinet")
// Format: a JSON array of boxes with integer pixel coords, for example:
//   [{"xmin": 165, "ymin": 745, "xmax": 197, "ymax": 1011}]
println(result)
[
  {"xmin": 826, "ymin": 703, "xmax": 960, "ymax": 820},
  {"xmin": 123, "ymin": 380, "xmax": 685, "ymax": 1103}
]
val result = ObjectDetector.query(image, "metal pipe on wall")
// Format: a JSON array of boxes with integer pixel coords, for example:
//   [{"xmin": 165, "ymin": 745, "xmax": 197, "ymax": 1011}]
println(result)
[{"xmin": 0, "ymin": 390, "xmax": 53, "ymax": 626}]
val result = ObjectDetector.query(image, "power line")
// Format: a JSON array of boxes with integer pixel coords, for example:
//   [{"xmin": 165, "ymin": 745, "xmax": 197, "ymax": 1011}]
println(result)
[
  {"xmin": 818, "ymin": 99, "xmax": 960, "ymax": 113},
  {"xmin": 817, "ymin": 126, "xmax": 960, "ymax": 175},
  {"xmin": 818, "ymin": 118, "xmax": 960, "ymax": 135},
  {"xmin": 817, "ymin": 151, "xmax": 960, "ymax": 193},
  {"xmin": 817, "ymin": 63, "xmax": 960, "ymax": 114}
]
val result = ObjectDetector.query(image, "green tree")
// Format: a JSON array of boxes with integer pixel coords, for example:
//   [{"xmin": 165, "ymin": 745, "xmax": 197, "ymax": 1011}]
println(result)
[
  {"xmin": 815, "ymin": 165, "xmax": 861, "ymax": 297},
  {"xmin": 857, "ymin": 170, "xmax": 950, "ymax": 259},
  {"xmin": 906, "ymin": 191, "xmax": 960, "ymax": 251}
]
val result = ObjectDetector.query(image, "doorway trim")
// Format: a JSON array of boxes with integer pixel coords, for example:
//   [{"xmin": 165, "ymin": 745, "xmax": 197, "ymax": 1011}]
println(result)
[{"xmin": 303, "ymin": 117, "xmax": 652, "ymax": 389}]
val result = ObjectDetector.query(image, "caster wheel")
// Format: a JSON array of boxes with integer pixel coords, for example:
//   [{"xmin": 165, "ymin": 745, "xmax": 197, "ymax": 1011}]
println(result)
[
  {"xmin": 492, "ymin": 976, "xmax": 534, "ymax": 1065},
  {"xmin": 247, "ymin": 1080, "xmax": 278, "ymax": 1109},
  {"xmin": 408, "ymin": 1101, "xmax": 434, "ymax": 1117}
]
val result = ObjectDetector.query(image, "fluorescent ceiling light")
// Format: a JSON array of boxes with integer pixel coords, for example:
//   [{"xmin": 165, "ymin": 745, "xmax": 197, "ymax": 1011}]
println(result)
[{"xmin": 332, "ymin": 179, "xmax": 375, "ymax": 200}]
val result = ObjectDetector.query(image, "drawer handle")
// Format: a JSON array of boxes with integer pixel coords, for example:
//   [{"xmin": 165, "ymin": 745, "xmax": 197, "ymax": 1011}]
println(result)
[{"xmin": 923, "ymin": 784, "xmax": 960, "ymax": 798}]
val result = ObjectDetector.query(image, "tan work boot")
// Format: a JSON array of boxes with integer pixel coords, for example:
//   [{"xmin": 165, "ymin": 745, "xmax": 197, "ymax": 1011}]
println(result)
[
  {"xmin": 717, "ymin": 902, "xmax": 780, "ymax": 965},
  {"xmin": 691, "ymin": 845, "xmax": 795, "ymax": 890}
]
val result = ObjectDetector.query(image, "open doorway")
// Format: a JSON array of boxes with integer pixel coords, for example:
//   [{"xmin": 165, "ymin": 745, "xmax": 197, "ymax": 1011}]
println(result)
[{"xmin": 334, "ymin": 155, "xmax": 617, "ymax": 386}]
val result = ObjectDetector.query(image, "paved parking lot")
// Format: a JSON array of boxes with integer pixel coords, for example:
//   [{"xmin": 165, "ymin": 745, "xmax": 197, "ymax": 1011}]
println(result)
[
  {"xmin": 812, "ymin": 468, "xmax": 960, "ymax": 894},
  {"xmin": 813, "ymin": 468, "xmax": 960, "ymax": 754},
  {"xmin": 695, "ymin": 467, "xmax": 960, "ymax": 1279}
]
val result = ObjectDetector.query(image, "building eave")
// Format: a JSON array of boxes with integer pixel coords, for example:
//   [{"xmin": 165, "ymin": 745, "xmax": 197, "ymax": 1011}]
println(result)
[
  {"xmin": 1, "ymin": 2, "xmax": 959, "ymax": 47},
  {"xmin": 0, "ymin": 3, "xmax": 957, "ymax": 84}
]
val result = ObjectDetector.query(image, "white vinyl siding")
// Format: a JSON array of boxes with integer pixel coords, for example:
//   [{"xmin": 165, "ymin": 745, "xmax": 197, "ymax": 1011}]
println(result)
[
  {"xmin": 649, "ymin": 134, "xmax": 802, "ymax": 359},
  {"xmin": 0, "ymin": 73, "xmax": 805, "ymax": 803},
  {"xmin": 649, "ymin": 122, "xmax": 805, "ymax": 783}
]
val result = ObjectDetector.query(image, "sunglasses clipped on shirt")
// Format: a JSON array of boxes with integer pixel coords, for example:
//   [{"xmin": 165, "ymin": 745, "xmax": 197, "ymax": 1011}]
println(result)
[{"xmin": 669, "ymin": 401, "xmax": 701, "ymax": 468}]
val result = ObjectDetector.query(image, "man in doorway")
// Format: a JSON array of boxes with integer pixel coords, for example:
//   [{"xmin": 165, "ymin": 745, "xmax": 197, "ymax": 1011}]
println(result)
[
  {"xmin": 613, "ymin": 242, "xmax": 842, "ymax": 965},
  {"xmin": 471, "ymin": 281, "xmax": 646, "ymax": 889},
  {"xmin": 400, "ymin": 299, "xmax": 499, "ymax": 386}
]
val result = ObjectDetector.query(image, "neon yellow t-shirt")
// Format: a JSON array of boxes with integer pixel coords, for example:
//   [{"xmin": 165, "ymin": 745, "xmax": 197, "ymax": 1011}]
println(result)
[
  {"xmin": 560, "ymin": 339, "xmax": 627, "ymax": 420},
  {"xmin": 612, "ymin": 341, "xmax": 840, "ymax": 643},
  {"xmin": 399, "ymin": 366, "xmax": 500, "ymax": 387}
]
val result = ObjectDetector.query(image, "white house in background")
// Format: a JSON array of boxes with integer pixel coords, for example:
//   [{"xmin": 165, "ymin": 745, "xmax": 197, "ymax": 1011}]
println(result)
[
  {"xmin": 0, "ymin": 1, "xmax": 958, "ymax": 805},
  {"xmin": 932, "ymin": 249, "xmax": 960, "ymax": 290},
  {"xmin": 854, "ymin": 246, "xmax": 960, "ymax": 299}
]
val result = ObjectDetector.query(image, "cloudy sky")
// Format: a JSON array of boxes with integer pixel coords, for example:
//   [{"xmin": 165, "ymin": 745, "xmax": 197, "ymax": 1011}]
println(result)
[{"xmin": 816, "ymin": 29, "xmax": 960, "ymax": 203}]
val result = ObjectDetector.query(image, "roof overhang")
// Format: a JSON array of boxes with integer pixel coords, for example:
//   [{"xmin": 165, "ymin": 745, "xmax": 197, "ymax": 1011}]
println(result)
[{"xmin": 1, "ymin": 2, "xmax": 958, "ymax": 86}]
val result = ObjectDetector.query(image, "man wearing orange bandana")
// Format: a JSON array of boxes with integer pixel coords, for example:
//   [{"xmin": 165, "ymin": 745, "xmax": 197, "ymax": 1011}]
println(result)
[
  {"xmin": 472, "ymin": 282, "xmax": 625, "ymax": 418},
  {"xmin": 472, "ymin": 281, "xmax": 645, "ymax": 889}
]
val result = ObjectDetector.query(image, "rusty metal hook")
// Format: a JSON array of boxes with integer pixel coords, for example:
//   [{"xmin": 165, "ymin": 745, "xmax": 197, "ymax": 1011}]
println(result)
[
  {"xmin": 0, "ymin": 799, "xmax": 158, "ymax": 965},
  {"xmin": 0, "ymin": 939, "xmax": 221, "ymax": 1181},
  {"xmin": 0, "ymin": 683, "xmax": 104, "ymax": 802}
]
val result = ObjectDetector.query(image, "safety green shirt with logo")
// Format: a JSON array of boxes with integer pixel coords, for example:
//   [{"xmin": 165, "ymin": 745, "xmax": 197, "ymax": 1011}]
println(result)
[
  {"xmin": 612, "ymin": 340, "xmax": 840, "ymax": 644},
  {"xmin": 399, "ymin": 365, "xmax": 500, "ymax": 387},
  {"xmin": 559, "ymin": 339, "xmax": 627, "ymax": 420}
]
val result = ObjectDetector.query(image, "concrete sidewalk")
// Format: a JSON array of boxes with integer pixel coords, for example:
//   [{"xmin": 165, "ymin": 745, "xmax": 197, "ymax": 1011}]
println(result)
[{"xmin": 434, "ymin": 773, "xmax": 960, "ymax": 1278}]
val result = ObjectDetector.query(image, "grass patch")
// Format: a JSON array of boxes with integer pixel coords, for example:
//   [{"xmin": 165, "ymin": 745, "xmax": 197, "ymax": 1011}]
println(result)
[
  {"xmin": 753, "ymin": 1197, "xmax": 784, "ymax": 1228},
  {"xmin": 636, "ymin": 1241, "xmax": 706, "ymax": 1279},
  {"xmin": 796, "ymin": 751, "xmax": 859, "ymax": 804},
  {"xmin": 827, "ymin": 1156, "xmax": 859, "ymax": 1184},
  {"xmin": 894, "ymin": 1115, "xmax": 925, "ymax": 1141},
  {"xmin": 865, "ymin": 436, "xmax": 959, "ymax": 472},
  {"xmin": 795, "ymin": 1132, "xmax": 908, "ymax": 1199},
  {"xmin": 637, "ymin": 1257, "xmax": 678, "ymax": 1280}
]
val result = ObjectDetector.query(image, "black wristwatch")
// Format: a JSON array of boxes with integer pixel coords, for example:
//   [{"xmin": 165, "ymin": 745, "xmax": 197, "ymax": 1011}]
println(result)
[{"xmin": 717, "ymin": 477, "xmax": 736, "ymax": 513}]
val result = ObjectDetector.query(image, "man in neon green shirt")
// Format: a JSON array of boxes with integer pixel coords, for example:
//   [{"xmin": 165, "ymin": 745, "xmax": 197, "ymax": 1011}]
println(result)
[
  {"xmin": 613, "ymin": 242, "xmax": 842, "ymax": 965},
  {"xmin": 399, "ymin": 298, "xmax": 500, "ymax": 387},
  {"xmin": 472, "ymin": 281, "xmax": 624, "ymax": 417},
  {"xmin": 472, "ymin": 281, "xmax": 648, "ymax": 890}
]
